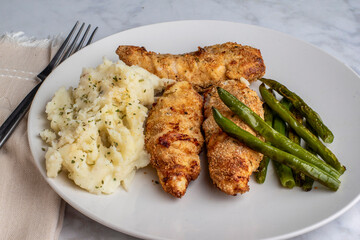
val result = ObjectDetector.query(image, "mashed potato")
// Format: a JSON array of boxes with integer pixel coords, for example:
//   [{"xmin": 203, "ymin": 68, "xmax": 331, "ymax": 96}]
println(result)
[{"xmin": 41, "ymin": 58, "xmax": 172, "ymax": 194}]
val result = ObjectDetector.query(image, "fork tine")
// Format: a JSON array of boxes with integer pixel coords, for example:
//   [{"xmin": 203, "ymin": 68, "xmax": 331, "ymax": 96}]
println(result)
[
  {"xmin": 37, "ymin": 21, "xmax": 80, "ymax": 81},
  {"xmin": 60, "ymin": 23, "xmax": 85, "ymax": 64},
  {"xmin": 86, "ymin": 26, "xmax": 98, "ymax": 46},
  {"xmin": 74, "ymin": 24, "xmax": 91, "ymax": 52},
  {"xmin": 38, "ymin": 22, "xmax": 98, "ymax": 81},
  {"xmin": 50, "ymin": 21, "xmax": 80, "ymax": 69}
]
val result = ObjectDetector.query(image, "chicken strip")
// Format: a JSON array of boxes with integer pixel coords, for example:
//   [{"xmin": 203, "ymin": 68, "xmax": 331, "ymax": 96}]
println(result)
[
  {"xmin": 145, "ymin": 81, "xmax": 204, "ymax": 198},
  {"xmin": 202, "ymin": 80, "xmax": 264, "ymax": 195},
  {"xmin": 116, "ymin": 42, "xmax": 265, "ymax": 92}
]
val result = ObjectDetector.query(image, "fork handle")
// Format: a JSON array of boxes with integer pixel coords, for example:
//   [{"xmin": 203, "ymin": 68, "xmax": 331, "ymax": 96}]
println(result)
[{"xmin": 0, "ymin": 83, "xmax": 41, "ymax": 149}]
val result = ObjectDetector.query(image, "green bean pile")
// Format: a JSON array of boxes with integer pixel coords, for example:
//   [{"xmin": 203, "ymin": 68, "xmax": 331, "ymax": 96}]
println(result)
[{"xmin": 213, "ymin": 79, "xmax": 345, "ymax": 191}]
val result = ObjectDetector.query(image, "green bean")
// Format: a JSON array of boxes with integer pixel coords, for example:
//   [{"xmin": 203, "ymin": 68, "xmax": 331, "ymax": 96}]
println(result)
[
  {"xmin": 289, "ymin": 132, "xmax": 306, "ymax": 187},
  {"xmin": 302, "ymin": 168, "xmax": 315, "ymax": 191},
  {"xmin": 272, "ymin": 107, "xmax": 295, "ymax": 189},
  {"xmin": 302, "ymin": 121, "xmax": 319, "ymax": 191},
  {"xmin": 212, "ymin": 107, "xmax": 340, "ymax": 191},
  {"xmin": 305, "ymin": 120, "xmax": 318, "ymax": 150},
  {"xmin": 260, "ymin": 78, "xmax": 334, "ymax": 143},
  {"xmin": 280, "ymin": 98, "xmax": 306, "ymax": 187},
  {"xmin": 216, "ymin": 87, "xmax": 341, "ymax": 179},
  {"xmin": 282, "ymin": 98, "xmax": 315, "ymax": 191},
  {"xmin": 255, "ymin": 104, "xmax": 273, "ymax": 184},
  {"xmin": 259, "ymin": 84, "xmax": 346, "ymax": 174}
]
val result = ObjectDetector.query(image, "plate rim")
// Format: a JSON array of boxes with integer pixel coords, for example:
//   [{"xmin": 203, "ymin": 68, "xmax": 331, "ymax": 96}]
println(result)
[{"xmin": 28, "ymin": 20, "xmax": 360, "ymax": 240}]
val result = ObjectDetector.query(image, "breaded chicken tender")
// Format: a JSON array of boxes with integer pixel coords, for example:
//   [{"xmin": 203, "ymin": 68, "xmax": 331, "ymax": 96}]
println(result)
[
  {"xmin": 145, "ymin": 81, "xmax": 204, "ymax": 198},
  {"xmin": 116, "ymin": 42, "xmax": 265, "ymax": 92},
  {"xmin": 202, "ymin": 80, "xmax": 264, "ymax": 195}
]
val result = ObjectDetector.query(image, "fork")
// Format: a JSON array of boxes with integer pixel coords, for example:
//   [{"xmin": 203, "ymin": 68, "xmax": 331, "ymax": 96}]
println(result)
[{"xmin": 0, "ymin": 21, "xmax": 98, "ymax": 149}]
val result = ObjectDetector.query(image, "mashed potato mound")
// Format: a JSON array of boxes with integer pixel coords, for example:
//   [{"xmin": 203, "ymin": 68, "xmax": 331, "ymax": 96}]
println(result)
[{"xmin": 41, "ymin": 58, "xmax": 172, "ymax": 194}]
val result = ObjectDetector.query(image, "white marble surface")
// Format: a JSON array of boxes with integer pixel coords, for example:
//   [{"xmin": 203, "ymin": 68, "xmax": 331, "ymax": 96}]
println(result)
[{"xmin": 1, "ymin": 0, "xmax": 360, "ymax": 239}]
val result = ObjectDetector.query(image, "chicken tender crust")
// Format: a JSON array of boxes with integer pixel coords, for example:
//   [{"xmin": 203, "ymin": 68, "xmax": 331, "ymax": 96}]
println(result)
[
  {"xmin": 145, "ymin": 81, "xmax": 204, "ymax": 198},
  {"xmin": 202, "ymin": 80, "xmax": 264, "ymax": 195},
  {"xmin": 116, "ymin": 42, "xmax": 265, "ymax": 92}
]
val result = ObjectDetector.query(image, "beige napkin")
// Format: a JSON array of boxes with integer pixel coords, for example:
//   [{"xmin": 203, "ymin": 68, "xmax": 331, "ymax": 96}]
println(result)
[{"xmin": 0, "ymin": 33, "xmax": 64, "ymax": 240}]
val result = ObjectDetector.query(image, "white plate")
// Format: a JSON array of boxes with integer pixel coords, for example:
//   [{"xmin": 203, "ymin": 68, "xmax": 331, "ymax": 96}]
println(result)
[{"xmin": 28, "ymin": 20, "xmax": 360, "ymax": 240}]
